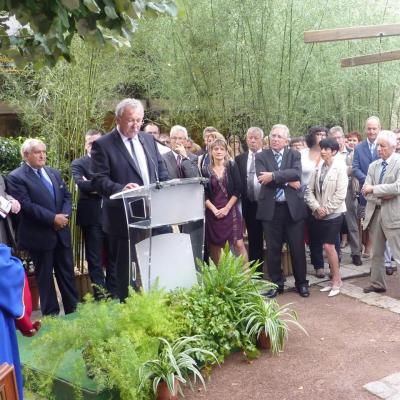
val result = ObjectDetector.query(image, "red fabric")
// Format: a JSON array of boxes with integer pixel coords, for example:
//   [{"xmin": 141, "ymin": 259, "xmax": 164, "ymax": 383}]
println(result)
[{"xmin": 15, "ymin": 273, "xmax": 34, "ymax": 334}]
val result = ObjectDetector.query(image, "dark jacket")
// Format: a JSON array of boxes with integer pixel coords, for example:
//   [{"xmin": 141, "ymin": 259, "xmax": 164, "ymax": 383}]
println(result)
[
  {"xmin": 71, "ymin": 154, "xmax": 102, "ymax": 227},
  {"xmin": 91, "ymin": 129, "xmax": 169, "ymax": 237},
  {"xmin": 255, "ymin": 148, "xmax": 307, "ymax": 222},
  {"xmin": 162, "ymin": 151, "xmax": 199, "ymax": 179},
  {"xmin": 7, "ymin": 163, "xmax": 72, "ymax": 251},
  {"xmin": 202, "ymin": 161, "xmax": 241, "ymax": 201}
]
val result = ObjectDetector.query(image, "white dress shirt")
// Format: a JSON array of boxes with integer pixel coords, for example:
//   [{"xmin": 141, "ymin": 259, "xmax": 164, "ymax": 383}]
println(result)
[
  {"xmin": 247, "ymin": 149, "xmax": 262, "ymax": 200},
  {"xmin": 118, "ymin": 129, "xmax": 150, "ymax": 186}
]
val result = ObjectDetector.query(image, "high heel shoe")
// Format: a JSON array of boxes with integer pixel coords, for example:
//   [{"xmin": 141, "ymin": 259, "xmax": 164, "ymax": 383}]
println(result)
[
  {"xmin": 328, "ymin": 284, "xmax": 342, "ymax": 297},
  {"xmin": 320, "ymin": 286, "xmax": 332, "ymax": 292}
]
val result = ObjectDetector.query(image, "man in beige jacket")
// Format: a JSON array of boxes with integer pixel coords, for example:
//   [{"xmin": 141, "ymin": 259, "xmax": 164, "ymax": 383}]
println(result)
[{"xmin": 362, "ymin": 130, "xmax": 400, "ymax": 293}]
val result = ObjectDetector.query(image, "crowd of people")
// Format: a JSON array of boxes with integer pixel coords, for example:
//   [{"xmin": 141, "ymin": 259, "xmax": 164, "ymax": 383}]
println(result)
[
  {"xmin": 2, "ymin": 99, "xmax": 400, "ymax": 319},
  {"xmin": 3, "ymin": 97, "xmax": 400, "ymax": 397}
]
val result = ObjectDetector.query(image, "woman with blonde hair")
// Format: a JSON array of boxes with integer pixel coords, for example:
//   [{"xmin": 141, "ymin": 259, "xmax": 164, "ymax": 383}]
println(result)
[{"xmin": 202, "ymin": 138, "xmax": 248, "ymax": 263}]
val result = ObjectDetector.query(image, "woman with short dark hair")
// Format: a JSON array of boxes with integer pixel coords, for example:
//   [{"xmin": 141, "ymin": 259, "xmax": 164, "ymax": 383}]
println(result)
[{"xmin": 305, "ymin": 138, "xmax": 348, "ymax": 296}]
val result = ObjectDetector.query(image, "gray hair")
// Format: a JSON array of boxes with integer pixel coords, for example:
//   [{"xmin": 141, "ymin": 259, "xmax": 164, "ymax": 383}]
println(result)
[
  {"xmin": 366, "ymin": 115, "xmax": 381, "ymax": 128},
  {"xmin": 21, "ymin": 138, "xmax": 46, "ymax": 159},
  {"xmin": 377, "ymin": 130, "xmax": 396, "ymax": 147},
  {"xmin": 270, "ymin": 124, "xmax": 289, "ymax": 139},
  {"xmin": 170, "ymin": 125, "xmax": 188, "ymax": 139},
  {"xmin": 329, "ymin": 126, "xmax": 344, "ymax": 137},
  {"xmin": 115, "ymin": 98, "xmax": 144, "ymax": 118},
  {"xmin": 247, "ymin": 126, "xmax": 264, "ymax": 138}
]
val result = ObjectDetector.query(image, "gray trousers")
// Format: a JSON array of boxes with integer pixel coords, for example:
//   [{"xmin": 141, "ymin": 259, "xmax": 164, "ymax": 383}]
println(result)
[{"xmin": 370, "ymin": 210, "xmax": 400, "ymax": 290}]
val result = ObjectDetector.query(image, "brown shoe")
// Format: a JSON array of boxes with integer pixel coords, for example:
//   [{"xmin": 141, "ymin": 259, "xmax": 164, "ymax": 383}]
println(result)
[
  {"xmin": 363, "ymin": 285, "xmax": 386, "ymax": 294},
  {"xmin": 315, "ymin": 268, "xmax": 325, "ymax": 278}
]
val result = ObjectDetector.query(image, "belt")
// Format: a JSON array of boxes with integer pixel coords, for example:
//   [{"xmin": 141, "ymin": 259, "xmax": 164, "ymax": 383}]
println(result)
[{"xmin": 275, "ymin": 201, "xmax": 287, "ymax": 206}]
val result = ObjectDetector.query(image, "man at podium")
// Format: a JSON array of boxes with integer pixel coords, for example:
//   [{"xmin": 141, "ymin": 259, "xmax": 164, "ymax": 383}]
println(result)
[{"xmin": 91, "ymin": 98, "xmax": 169, "ymax": 301}]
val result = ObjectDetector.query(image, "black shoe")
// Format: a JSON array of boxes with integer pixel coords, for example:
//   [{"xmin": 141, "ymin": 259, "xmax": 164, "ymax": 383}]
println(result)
[
  {"xmin": 265, "ymin": 286, "xmax": 284, "ymax": 298},
  {"xmin": 363, "ymin": 285, "xmax": 386, "ymax": 293},
  {"xmin": 386, "ymin": 266, "xmax": 394, "ymax": 275},
  {"xmin": 297, "ymin": 285, "xmax": 310, "ymax": 298},
  {"xmin": 352, "ymin": 255, "xmax": 362, "ymax": 266}
]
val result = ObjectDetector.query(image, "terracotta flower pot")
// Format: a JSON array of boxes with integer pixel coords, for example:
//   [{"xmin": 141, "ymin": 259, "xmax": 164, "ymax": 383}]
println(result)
[
  {"xmin": 257, "ymin": 329, "xmax": 271, "ymax": 350},
  {"xmin": 156, "ymin": 380, "xmax": 179, "ymax": 400}
]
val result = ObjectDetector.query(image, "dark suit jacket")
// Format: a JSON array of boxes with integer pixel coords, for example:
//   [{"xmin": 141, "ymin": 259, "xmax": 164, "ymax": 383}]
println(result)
[
  {"xmin": 352, "ymin": 139, "xmax": 379, "ymax": 186},
  {"xmin": 91, "ymin": 129, "xmax": 169, "ymax": 237},
  {"xmin": 7, "ymin": 163, "xmax": 72, "ymax": 252},
  {"xmin": 255, "ymin": 148, "xmax": 306, "ymax": 222},
  {"xmin": 235, "ymin": 152, "xmax": 257, "ymax": 219},
  {"xmin": 71, "ymin": 155, "xmax": 102, "ymax": 227},
  {"xmin": 163, "ymin": 151, "xmax": 199, "ymax": 179}
]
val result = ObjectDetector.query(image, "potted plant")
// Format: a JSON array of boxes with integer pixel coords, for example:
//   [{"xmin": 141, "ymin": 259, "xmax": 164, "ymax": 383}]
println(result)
[
  {"xmin": 139, "ymin": 336, "xmax": 217, "ymax": 399},
  {"xmin": 241, "ymin": 295, "xmax": 308, "ymax": 354}
]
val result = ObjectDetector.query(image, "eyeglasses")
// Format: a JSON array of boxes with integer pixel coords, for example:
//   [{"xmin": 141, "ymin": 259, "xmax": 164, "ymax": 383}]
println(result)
[{"xmin": 147, "ymin": 131, "xmax": 158, "ymax": 135}]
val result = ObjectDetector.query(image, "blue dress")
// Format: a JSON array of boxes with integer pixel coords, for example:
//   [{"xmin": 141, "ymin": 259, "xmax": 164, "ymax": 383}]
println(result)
[{"xmin": 0, "ymin": 244, "xmax": 25, "ymax": 400}]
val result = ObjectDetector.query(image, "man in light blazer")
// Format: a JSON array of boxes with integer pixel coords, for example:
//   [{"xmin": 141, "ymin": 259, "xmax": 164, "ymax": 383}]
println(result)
[
  {"xmin": 163, "ymin": 125, "xmax": 199, "ymax": 179},
  {"xmin": 361, "ymin": 130, "xmax": 400, "ymax": 293},
  {"xmin": 256, "ymin": 124, "xmax": 309, "ymax": 298}
]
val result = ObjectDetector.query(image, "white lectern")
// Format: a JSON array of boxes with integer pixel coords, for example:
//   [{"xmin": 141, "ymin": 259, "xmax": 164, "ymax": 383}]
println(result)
[{"xmin": 110, "ymin": 177, "xmax": 207, "ymax": 292}]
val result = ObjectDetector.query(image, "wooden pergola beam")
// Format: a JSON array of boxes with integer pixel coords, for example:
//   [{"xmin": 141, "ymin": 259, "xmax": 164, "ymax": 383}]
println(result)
[
  {"xmin": 304, "ymin": 23, "xmax": 400, "ymax": 43},
  {"xmin": 341, "ymin": 49, "xmax": 400, "ymax": 68}
]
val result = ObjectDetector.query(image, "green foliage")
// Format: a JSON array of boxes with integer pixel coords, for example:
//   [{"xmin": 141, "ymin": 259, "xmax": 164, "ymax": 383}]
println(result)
[
  {"xmin": 126, "ymin": 0, "xmax": 400, "ymax": 136},
  {"xmin": 139, "ymin": 336, "xmax": 217, "ymax": 396},
  {"xmin": 0, "ymin": 0, "xmax": 177, "ymax": 67},
  {"xmin": 168, "ymin": 246, "xmax": 276, "ymax": 363},
  {"xmin": 241, "ymin": 296, "xmax": 308, "ymax": 355},
  {"xmin": 29, "ymin": 288, "xmax": 183, "ymax": 400},
  {"xmin": 26, "ymin": 250, "xmax": 304, "ymax": 399},
  {"xmin": 0, "ymin": 136, "xmax": 23, "ymax": 174}
]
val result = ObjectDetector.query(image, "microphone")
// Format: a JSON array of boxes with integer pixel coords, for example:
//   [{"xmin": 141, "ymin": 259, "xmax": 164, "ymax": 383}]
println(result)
[{"xmin": 141, "ymin": 136, "xmax": 162, "ymax": 189}]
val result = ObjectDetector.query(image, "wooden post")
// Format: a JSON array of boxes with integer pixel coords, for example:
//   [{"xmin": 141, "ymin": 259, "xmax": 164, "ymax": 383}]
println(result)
[
  {"xmin": 341, "ymin": 50, "xmax": 400, "ymax": 68},
  {"xmin": 304, "ymin": 23, "xmax": 400, "ymax": 43}
]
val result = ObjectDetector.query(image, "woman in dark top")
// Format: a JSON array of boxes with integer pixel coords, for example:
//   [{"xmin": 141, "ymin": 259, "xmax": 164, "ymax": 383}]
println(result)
[{"xmin": 203, "ymin": 138, "xmax": 248, "ymax": 264}]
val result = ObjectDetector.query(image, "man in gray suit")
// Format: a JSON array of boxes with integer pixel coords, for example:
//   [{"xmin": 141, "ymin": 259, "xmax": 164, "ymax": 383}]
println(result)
[
  {"xmin": 163, "ymin": 125, "xmax": 199, "ymax": 179},
  {"xmin": 362, "ymin": 130, "xmax": 400, "ymax": 293}
]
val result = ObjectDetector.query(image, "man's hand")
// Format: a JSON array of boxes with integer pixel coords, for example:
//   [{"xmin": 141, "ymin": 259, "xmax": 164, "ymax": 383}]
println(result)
[
  {"xmin": 258, "ymin": 172, "xmax": 274, "ymax": 185},
  {"xmin": 174, "ymin": 144, "xmax": 188, "ymax": 158},
  {"xmin": 361, "ymin": 184, "xmax": 373, "ymax": 196},
  {"xmin": 288, "ymin": 181, "xmax": 301, "ymax": 190},
  {"xmin": 382, "ymin": 195, "xmax": 395, "ymax": 201},
  {"xmin": 123, "ymin": 183, "xmax": 140, "ymax": 191},
  {"xmin": 10, "ymin": 199, "xmax": 21, "ymax": 214},
  {"xmin": 54, "ymin": 214, "xmax": 69, "ymax": 231}
]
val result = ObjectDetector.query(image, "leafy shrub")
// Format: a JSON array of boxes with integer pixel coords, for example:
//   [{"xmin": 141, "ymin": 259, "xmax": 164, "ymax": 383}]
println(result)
[{"xmin": 0, "ymin": 136, "xmax": 23, "ymax": 174}]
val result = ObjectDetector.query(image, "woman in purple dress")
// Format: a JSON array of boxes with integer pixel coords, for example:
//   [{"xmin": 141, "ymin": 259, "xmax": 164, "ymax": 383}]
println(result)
[{"xmin": 202, "ymin": 138, "xmax": 248, "ymax": 264}]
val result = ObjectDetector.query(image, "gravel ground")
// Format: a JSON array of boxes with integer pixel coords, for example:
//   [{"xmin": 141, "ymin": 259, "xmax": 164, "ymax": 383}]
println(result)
[{"xmin": 184, "ymin": 287, "xmax": 400, "ymax": 400}]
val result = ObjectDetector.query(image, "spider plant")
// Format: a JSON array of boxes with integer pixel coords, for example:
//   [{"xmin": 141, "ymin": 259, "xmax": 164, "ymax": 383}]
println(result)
[
  {"xmin": 139, "ymin": 335, "xmax": 217, "ymax": 397},
  {"xmin": 241, "ymin": 295, "xmax": 308, "ymax": 355}
]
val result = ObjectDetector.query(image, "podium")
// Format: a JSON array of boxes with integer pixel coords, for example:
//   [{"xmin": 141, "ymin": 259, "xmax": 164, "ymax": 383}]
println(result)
[{"xmin": 110, "ymin": 177, "xmax": 207, "ymax": 292}]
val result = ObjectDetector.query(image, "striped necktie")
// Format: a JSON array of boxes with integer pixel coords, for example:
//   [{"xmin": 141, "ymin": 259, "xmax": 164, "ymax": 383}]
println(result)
[
  {"xmin": 378, "ymin": 160, "xmax": 387, "ymax": 184},
  {"xmin": 274, "ymin": 152, "xmax": 284, "ymax": 201}
]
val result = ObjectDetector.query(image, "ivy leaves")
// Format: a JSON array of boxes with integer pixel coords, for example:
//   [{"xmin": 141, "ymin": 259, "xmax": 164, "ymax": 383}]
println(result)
[{"xmin": 0, "ymin": 0, "xmax": 177, "ymax": 67}]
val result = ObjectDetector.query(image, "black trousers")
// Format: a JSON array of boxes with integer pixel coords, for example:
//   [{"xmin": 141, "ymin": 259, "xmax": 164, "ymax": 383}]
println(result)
[
  {"xmin": 82, "ymin": 224, "xmax": 117, "ymax": 299},
  {"xmin": 262, "ymin": 202, "xmax": 307, "ymax": 288},
  {"xmin": 243, "ymin": 200, "xmax": 264, "ymax": 270},
  {"xmin": 30, "ymin": 244, "xmax": 78, "ymax": 316}
]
